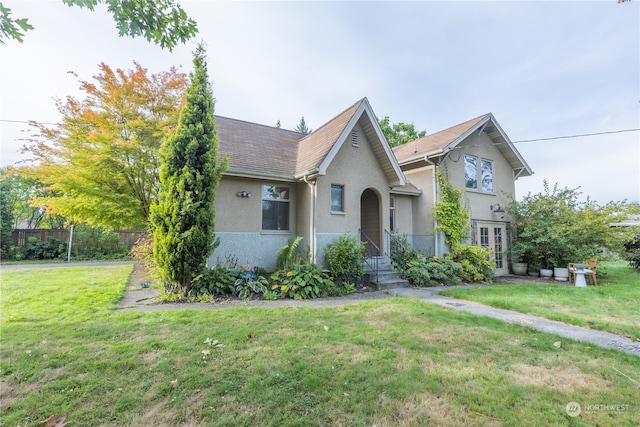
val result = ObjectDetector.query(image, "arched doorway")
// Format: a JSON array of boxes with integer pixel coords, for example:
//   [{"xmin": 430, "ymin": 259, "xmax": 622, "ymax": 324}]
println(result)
[{"xmin": 360, "ymin": 188, "xmax": 381, "ymax": 251}]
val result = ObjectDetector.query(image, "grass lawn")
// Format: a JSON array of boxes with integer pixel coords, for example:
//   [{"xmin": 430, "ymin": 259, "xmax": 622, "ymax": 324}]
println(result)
[
  {"xmin": 441, "ymin": 261, "xmax": 640, "ymax": 342},
  {"xmin": 1, "ymin": 265, "xmax": 639, "ymax": 426}
]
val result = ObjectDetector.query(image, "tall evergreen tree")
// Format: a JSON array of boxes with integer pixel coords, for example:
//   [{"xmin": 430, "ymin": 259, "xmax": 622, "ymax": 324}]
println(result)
[
  {"xmin": 151, "ymin": 44, "xmax": 228, "ymax": 295},
  {"xmin": 295, "ymin": 116, "xmax": 312, "ymax": 134},
  {"xmin": 0, "ymin": 179, "xmax": 14, "ymax": 257}
]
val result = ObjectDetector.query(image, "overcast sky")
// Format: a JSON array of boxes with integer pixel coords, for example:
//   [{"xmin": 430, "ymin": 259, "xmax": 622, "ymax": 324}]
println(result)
[{"xmin": 1, "ymin": 0, "xmax": 638, "ymax": 204}]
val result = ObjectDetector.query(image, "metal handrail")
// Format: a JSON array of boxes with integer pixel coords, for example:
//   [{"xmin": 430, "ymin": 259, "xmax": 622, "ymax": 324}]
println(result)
[
  {"xmin": 359, "ymin": 229, "xmax": 380, "ymax": 282},
  {"xmin": 384, "ymin": 229, "xmax": 406, "ymax": 260}
]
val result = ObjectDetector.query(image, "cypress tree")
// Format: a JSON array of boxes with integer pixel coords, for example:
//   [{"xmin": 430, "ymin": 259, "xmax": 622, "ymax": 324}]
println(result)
[{"xmin": 152, "ymin": 45, "xmax": 228, "ymax": 295}]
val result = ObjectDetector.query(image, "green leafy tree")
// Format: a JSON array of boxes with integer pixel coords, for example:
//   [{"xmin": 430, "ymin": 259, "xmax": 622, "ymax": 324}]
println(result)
[
  {"xmin": 507, "ymin": 181, "xmax": 628, "ymax": 268},
  {"xmin": 0, "ymin": 179, "xmax": 13, "ymax": 257},
  {"xmin": 0, "ymin": 168, "xmax": 66, "ymax": 229},
  {"xmin": 0, "ymin": 0, "xmax": 198, "ymax": 50},
  {"xmin": 151, "ymin": 45, "xmax": 228, "ymax": 296},
  {"xmin": 378, "ymin": 116, "xmax": 426, "ymax": 147},
  {"xmin": 18, "ymin": 63, "xmax": 188, "ymax": 229},
  {"xmin": 295, "ymin": 116, "xmax": 312, "ymax": 134}
]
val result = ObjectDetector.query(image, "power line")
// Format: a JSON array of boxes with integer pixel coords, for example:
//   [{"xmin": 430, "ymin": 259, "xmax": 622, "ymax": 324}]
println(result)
[
  {"xmin": 511, "ymin": 128, "xmax": 640, "ymax": 143},
  {"xmin": 1, "ymin": 119, "xmax": 58, "ymax": 126}
]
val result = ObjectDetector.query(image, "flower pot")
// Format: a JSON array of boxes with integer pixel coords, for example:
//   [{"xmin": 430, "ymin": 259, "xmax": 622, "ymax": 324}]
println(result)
[
  {"xmin": 512, "ymin": 262, "xmax": 528, "ymax": 276},
  {"xmin": 540, "ymin": 268, "xmax": 553, "ymax": 278},
  {"xmin": 554, "ymin": 267, "xmax": 569, "ymax": 282},
  {"xmin": 528, "ymin": 270, "xmax": 540, "ymax": 277}
]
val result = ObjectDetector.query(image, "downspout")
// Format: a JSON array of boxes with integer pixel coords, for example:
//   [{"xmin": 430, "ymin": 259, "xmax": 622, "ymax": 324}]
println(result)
[
  {"xmin": 303, "ymin": 175, "xmax": 317, "ymax": 264},
  {"xmin": 424, "ymin": 155, "xmax": 440, "ymax": 257}
]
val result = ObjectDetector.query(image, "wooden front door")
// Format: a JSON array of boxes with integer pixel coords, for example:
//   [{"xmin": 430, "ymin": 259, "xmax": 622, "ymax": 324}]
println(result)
[{"xmin": 360, "ymin": 189, "xmax": 381, "ymax": 252}]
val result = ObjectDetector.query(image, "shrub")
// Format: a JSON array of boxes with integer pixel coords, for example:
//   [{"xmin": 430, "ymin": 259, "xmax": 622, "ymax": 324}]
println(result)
[
  {"xmin": 507, "ymin": 181, "xmax": 627, "ymax": 268},
  {"xmin": 270, "ymin": 263, "xmax": 334, "ymax": 299},
  {"xmin": 190, "ymin": 264, "xmax": 238, "ymax": 297},
  {"xmin": 403, "ymin": 253, "xmax": 462, "ymax": 287},
  {"xmin": 323, "ymin": 281, "xmax": 357, "ymax": 297},
  {"xmin": 235, "ymin": 275, "xmax": 269, "ymax": 301},
  {"xmin": 324, "ymin": 234, "xmax": 365, "ymax": 284},
  {"xmin": 275, "ymin": 236, "xmax": 305, "ymax": 270},
  {"xmin": 447, "ymin": 244, "xmax": 494, "ymax": 283},
  {"xmin": 72, "ymin": 225, "xmax": 128, "ymax": 259},
  {"xmin": 623, "ymin": 230, "xmax": 640, "ymax": 269},
  {"xmin": 22, "ymin": 236, "xmax": 68, "ymax": 260}
]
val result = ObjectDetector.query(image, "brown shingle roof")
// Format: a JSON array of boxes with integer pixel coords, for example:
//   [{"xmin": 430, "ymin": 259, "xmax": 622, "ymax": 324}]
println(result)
[
  {"xmin": 215, "ymin": 99, "xmax": 367, "ymax": 179},
  {"xmin": 216, "ymin": 116, "xmax": 304, "ymax": 177},
  {"xmin": 295, "ymin": 98, "xmax": 364, "ymax": 174},
  {"xmin": 393, "ymin": 114, "xmax": 488, "ymax": 163}
]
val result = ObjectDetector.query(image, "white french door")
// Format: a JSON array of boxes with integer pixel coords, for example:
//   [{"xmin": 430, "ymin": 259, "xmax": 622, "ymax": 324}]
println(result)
[{"xmin": 476, "ymin": 222, "xmax": 508, "ymax": 276}]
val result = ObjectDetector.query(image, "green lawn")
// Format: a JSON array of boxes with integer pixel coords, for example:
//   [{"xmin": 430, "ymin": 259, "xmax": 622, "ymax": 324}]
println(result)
[
  {"xmin": 1, "ymin": 264, "xmax": 639, "ymax": 426},
  {"xmin": 441, "ymin": 261, "xmax": 640, "ymax": 341}
]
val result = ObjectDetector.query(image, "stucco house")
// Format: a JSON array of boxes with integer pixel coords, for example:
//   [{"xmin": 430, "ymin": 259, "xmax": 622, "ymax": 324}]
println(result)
[
  {"xmin": 210, "ymin": 97, "xmax": 532, "ymax": 276},
  {"xmin": 392, "ymin": 113, "xmax": 533, "ymax": 276}
]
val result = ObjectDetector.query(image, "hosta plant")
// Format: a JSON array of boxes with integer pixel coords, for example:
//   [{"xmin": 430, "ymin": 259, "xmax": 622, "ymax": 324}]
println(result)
[{"xmin": 270, "ymin": 263, "xmax": 333, "ymax": 300}]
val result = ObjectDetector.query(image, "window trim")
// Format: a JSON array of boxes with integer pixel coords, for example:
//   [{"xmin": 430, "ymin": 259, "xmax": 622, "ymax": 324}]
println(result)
[
  {"xmin": 464, "ymin": 154, "xmax": 495, "ymax": 194},
  {"xmin": 261, "ymin": 184, "xmax": 291, "ymax": 232},
  {"xmin": 464, "ymin": 154, "xmax": 478, "ymax": 190},
  {"xmin": 330, "ymin": 184, "xmax": 345, "ymax": 213},
  {"xmin": 480, "ymin": 158, "xmax": 494, "ymax": 193}
]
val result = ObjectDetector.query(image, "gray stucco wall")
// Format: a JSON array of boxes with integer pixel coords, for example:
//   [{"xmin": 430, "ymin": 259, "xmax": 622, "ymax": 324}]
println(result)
[{"xmin": 209, "ymin": 232, "xmax": 292, "ymax": 271}]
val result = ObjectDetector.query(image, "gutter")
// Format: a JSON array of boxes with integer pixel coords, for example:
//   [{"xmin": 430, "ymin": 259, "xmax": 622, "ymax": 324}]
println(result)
[
  {"xmin": 423, "ymin": 152, "xmax": 441, "ymax": 257},
  {"xmin": 303, "ymin": 174, "xmax": 317, "ymax": 264}
]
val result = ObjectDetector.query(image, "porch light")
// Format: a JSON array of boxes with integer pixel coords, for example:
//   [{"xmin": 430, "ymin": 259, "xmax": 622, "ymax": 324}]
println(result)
[
  {"xmin": 490, "ymin": 203, "xmax": 505, "ymax": 213},
  {"xmin": 236, "ymin": 191, "xmax": 251, "ymax": 198}
]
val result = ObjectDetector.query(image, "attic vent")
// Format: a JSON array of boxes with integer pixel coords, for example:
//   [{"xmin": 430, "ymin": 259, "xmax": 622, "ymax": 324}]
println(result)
[{"xmin": 351, "ymin": 131, "xmax": 359, "ymax": 147}]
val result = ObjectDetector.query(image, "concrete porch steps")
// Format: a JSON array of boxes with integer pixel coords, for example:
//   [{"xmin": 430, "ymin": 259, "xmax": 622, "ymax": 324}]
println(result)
[{"xmin": 364, "ymin": 257, "xmax": 409, "ymax": 290}]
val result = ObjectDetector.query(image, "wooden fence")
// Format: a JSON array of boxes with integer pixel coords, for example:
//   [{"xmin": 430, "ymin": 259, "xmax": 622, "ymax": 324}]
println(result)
[{"xmin": 11, "ymin": 229, "xmax": 146, "ymax": 252}]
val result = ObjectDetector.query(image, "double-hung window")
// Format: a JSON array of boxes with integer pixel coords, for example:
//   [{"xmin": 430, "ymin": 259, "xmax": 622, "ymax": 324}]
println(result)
[
  {"xmin": 262, "ymin": 185, "xmax": 290, "ymax": 231},
  {"xmin": 464, "ymin": 155, "xmax": 494, "ymax": 193}
]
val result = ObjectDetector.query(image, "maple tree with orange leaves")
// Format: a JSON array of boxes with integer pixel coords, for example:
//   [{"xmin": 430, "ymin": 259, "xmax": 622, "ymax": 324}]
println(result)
[{"xmin": 18, "ymin": 62, "xmax": 188, "ymax": 229}]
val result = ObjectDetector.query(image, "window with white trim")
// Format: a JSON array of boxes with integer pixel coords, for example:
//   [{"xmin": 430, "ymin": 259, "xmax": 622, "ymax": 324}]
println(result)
[
  {"xmin": 464, "ymin": 154, "xmax": 494, "ymax": 193},
  {"xmin": 481, "ymin": 159, "xmax": 494, "ymax": 192},
  {"xmin": 261, "ymin": 185, "xmax": 290, "ymax": 231},
  {"xmin": 464, "ymin": 155, "xmax": 478, "ymax": 190},
  {"xmin": 331, "ymin": 184, "xmax": 344, "ymax": 212}
]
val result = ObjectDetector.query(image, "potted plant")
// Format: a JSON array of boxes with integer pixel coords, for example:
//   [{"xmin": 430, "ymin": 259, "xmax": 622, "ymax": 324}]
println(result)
[
  {"xmin": 508, "ymin": 243, "xmax": 532, "ymax": 276},
  {"xmin": 527, "ymin": 258, "xmax": 541, "ymax": 277},
  {"xmin": 540, "ymin": 250, "xmax": 554, "ymax": 278},
  {"xmin": 512, "ymin": 261, "xmax": 527, "ymax": 276}
]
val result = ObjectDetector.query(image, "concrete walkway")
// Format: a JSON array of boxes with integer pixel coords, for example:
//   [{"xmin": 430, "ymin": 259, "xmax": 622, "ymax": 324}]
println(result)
[{"xmin": 390, "ymin": 287, "xmax": 640, "ymax": 357}]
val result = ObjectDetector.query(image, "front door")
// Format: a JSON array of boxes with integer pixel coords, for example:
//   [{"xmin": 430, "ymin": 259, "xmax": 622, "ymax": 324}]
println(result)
[
  {"xmin": 476, "ymin": 222, "xmax": 508, "ymax": 276},
  {"xmin": 360, "ymin": 189, "xmax": 381, "ymax": 253}
]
